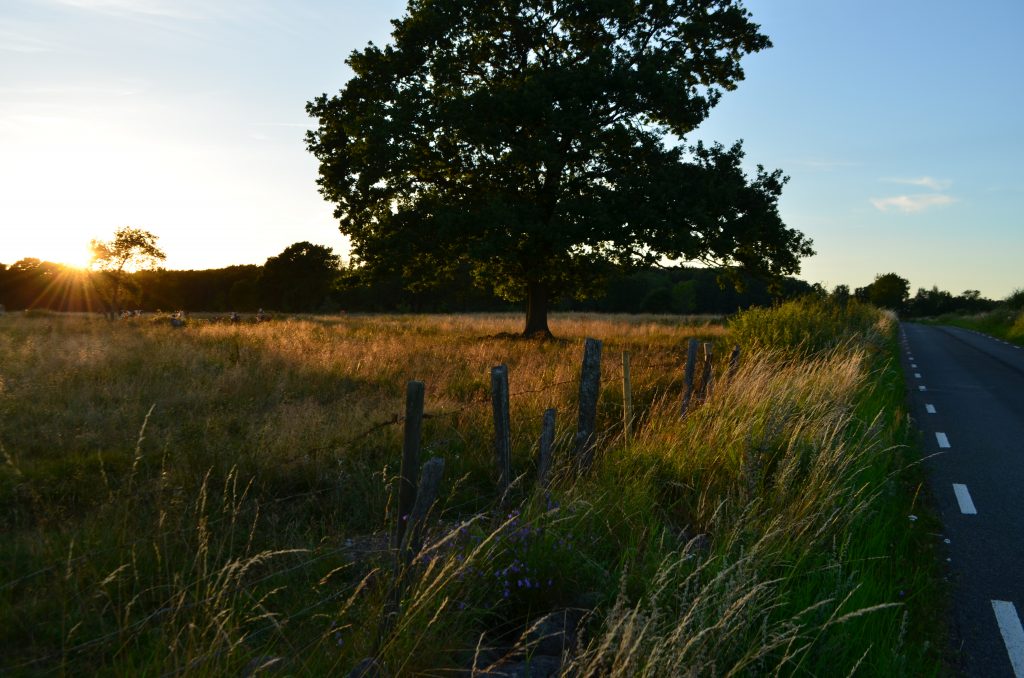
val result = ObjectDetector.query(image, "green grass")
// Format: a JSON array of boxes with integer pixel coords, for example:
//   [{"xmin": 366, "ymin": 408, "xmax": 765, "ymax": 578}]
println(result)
[
  {"xmin": 0, "ymin": 307, "xmax": 945, "ymax": 675},
  {"xmin": 924, "ymin": 307, "xmax": 1024, "ymax": 345}
]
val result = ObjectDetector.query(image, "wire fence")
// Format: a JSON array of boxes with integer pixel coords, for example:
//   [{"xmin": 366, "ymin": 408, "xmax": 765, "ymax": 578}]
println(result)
[{"xmin": 1, "ymin": 338, "xmax": 728, "ymax": 674}]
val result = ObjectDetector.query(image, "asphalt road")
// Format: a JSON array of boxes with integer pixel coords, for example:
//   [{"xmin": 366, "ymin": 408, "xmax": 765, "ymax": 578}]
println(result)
[{"xmin": 902, "ymin": 323, "xmax": 1024, "ymax": 677}]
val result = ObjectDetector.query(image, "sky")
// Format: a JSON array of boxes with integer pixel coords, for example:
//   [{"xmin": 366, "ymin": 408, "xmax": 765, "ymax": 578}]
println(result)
[{"xmin": 1, "ymin": 0, "xmax": 1021, "ymax": 298}]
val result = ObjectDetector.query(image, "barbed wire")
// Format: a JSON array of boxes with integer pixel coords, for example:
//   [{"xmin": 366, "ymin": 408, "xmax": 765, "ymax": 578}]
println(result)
[
  {"xmin": 2, "ymin": 346, "xmax": 735, "ymax": 672},
  {"xmin": 1, "ymin": 351, "xmax": 707, "ymax": 596}
]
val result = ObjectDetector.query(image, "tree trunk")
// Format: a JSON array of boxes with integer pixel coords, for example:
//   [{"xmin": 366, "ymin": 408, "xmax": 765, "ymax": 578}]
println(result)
[{"xmin": 523, "ymin": 281, "xmax": 552, "ymax": 338}]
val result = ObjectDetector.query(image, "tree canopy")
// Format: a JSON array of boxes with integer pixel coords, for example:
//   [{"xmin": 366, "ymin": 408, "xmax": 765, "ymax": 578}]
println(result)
[
  {"xmin": 260, "ymin": 241, "xmax": 342, "ymax": 312},
  {"xmin": 308, "ymin": 0, "xmax": 812, "ymax": 335},
  {"xmin": 90, "ymin": 227, "xmax": 166, "ymax": 317},
  {"xmin": 856, "ymin": 272, "xmax": 910, "ymax": 312}
]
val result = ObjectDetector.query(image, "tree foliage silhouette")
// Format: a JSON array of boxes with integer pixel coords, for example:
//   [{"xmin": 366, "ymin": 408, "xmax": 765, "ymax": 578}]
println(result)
[
  {"xmin": 307, "ymin": 0, "xmax": 814, "ymax": 336},
  {"xmin": 857, "ymin": 272, "xmax": 910, "ymax": 311},
  {"xmin": 260, "ymin": 242, "xmax": 341, "ymax": 312},
  {"xmin": 90, "ymin": 227, "xmax": 166, "ymax": 318}
]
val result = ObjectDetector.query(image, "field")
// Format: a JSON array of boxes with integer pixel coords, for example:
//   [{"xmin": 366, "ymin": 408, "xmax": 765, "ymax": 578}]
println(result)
[{"xmin": 0, "ymin": 304, "xmax": 943, "ymax": 675}]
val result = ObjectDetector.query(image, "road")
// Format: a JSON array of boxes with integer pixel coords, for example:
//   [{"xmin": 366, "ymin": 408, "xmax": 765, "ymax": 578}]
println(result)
[{"xmin": 902, "ymin": 323, "xmax": 1024, "ymax": 677}]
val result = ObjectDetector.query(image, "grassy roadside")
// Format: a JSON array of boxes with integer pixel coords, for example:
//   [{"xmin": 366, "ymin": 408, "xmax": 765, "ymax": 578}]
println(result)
[
  {"xmin": 922, "ymin": 307, "xmax": 1024, "ymax": 345},
  {"xmin": 0, "ymin": 305, "xmax": 945, "ymax": 674}
]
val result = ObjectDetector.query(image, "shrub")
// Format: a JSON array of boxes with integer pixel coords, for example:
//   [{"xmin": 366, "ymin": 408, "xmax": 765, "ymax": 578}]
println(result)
[{"xmin": 728, "ymin": 296, "xmax": 888, "ymax": 358}]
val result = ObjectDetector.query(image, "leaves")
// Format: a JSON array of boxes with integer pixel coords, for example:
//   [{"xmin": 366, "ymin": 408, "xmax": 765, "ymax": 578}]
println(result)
[{"xmin": 307, "ymin": 0, "xmax": 812, "ymax": 315}]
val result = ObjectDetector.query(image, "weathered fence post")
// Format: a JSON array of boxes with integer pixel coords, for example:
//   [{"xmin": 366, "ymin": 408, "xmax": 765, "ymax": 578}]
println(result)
[
  {"xmin": 681, "ymin": 338, "xmax": 700, "ymax": 416},
  {"xmin": 538, "ymin": 408, "xmax": 556, "ymax": 488},
  {"xmin": 379, "ymin": 456, "xmax": 446, "ymax": 652},
  {"xmin": 575, "ymin": 338, "xmax": 602, "ymax": 470},
  {"xmin": 728, "ymin": 345, "xmax": 741, "ymax": 379},
  {"xmin": 379, "ymin": 384, "xmax": 430, "ymax": 652},
  {"xmin": 698, "ymin": 342, "xmax": 714, "ymax": 400},
  {"xmin": 622, "ymin": 351, "xmax": 633, "ymax": 442},
  {"xmin": 394, "ymin": 380, "xmax": 425, "ymax": 550},
  {"xmin": 400, "ymin": 457, "xmax": 446, "ymax": 567},
  {"xmin": 491, "ymin": 365, "xmax": 512, "ymax": 495}
]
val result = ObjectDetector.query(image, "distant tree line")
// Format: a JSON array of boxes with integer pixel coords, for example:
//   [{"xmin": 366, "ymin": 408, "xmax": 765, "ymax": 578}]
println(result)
[
  {"xmin": 5, "ymin": 245, "xmax": 1009, "ymax": 318},
  {"xmin": 840, "ymin": 272, "xmax": 1003, "ymax": 317},
  {"xmin": 1, "ymin": 241, "xmax": 818, "ymax": 316}
]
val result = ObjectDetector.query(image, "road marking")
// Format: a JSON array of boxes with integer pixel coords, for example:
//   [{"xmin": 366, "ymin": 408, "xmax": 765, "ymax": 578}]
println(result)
[
  {"xmin": 936, "ymin": 432, "xmax": 951, "ymax": 448},
  {"xmin": 914, "ymin": 372, "xmax": 922, "ymax": 378},
  {"xmin": 919, "ymin": 385, "xmax": 927, "ymax": 391},
  {"xmin": 952, "ymin": 484, "xmax": 977, "ymax": 514},
  {"xmin": 992, "ymin": 600, "xmax": 1024, "ymax": 677},
  {"xmin": 926, "ymin": 404, "xmax": 936, "ymax": 414},
  {"xmin": 911, "ymin": 363, "xmax": 918, "ymax": 368}
]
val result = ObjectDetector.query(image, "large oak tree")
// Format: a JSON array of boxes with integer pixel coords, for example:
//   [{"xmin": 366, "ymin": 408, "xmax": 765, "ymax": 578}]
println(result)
[{"xmin": 307, "ymin": 0, "xmax": 813, "ymax": 336}]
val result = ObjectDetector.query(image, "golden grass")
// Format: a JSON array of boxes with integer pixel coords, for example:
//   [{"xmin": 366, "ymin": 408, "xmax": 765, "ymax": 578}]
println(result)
[{"xmin": 0, "ymin": 307, "xmax": 939, "ymax": 675}]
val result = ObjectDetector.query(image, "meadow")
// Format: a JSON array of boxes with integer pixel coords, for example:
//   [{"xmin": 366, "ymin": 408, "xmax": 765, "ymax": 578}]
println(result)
[{"xmin": 0, "ymin": 302, "xmax": 943, "ymax": 675}]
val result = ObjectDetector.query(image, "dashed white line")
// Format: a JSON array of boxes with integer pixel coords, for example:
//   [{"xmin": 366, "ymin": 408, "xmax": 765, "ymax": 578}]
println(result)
[
  {"xmin": 925, "ymin": 404, "xmax": 936, "ymax": 414},
  {"xmin": 952, "ymin": 484, "xmax": 977, "ymax": 514},
  {"xmin": 914, "ymin": 372, "xmax": 922, "ymax": 379},
  {"xmin": 919, "ymin": 385, "xmax": 927, "ymax": 392},
  {"xmin": 993, "ymin": 600, "xmax": 1024, "ymax": 677},
  {"xmin": 936, "ymin": 432, "xmax": 951, "ymax": 448},
  {"xmin": 911, "ymin": 363, "xmax": 918, "ymax": 368}
]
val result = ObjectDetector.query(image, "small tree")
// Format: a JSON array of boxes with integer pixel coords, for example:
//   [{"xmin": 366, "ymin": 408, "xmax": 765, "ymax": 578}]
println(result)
[{"xmin": 90, "ymin": 227, "xmax": 166, "ymax": 318}]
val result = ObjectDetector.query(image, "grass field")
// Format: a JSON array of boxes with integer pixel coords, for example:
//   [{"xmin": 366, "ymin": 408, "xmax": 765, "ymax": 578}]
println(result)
[{"xmin": 0, "ymin": 303, "xmax": 944, "ymax": 675}]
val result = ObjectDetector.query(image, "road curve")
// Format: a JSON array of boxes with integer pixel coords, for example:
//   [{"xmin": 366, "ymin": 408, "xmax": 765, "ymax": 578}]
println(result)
[{"xmin": 902, "ymin": 323, "xmax": 1024, "ymax": 677}]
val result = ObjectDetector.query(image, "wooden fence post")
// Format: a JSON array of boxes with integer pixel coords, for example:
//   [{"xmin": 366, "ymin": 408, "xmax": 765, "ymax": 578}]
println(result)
[
  {"xmin": 698, "ymin": 342, "xmax": 714, "ymax": 400},
  {"xmin": 394, "ymin": 380, "xmax": 424, "ymax": 550},
  {"xmin": 491, "ymin": 364, "xmax": 512, "ymax": 495},
  {"xmin": 622, "ymin": 351, "xmax": 633, "ymax": 442},
  {"xmin": 575, "ymin": 338, "xmax": 602, "ymax": 470},
  {"xmin": 538, "ymin": 408, "xmax": 556, "ymax": 488},
  {"xmin": 400, "ymin": 457, "xmax": 445, "ymax": 567},
  {"xmin": 681, "ymin": 338, "xmax": 700, "ymax": 416},
  {"xmin": 728, "ymin": 345, "xmax": 741, "ymax": 379}
]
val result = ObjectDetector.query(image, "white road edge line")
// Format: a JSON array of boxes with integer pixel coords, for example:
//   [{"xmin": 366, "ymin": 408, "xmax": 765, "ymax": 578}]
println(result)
[
  {"xmin": 992, "ymin": 600, "xmax": 1024, "ymax": 677},
  {"xmin": 925, "ymin": 404, "xmax": 936, "ymax": 414},
  {"xmin": 952, "ymin": 484, "xmax": 977, "ymax": 514},
  {"xmin": 936, "ymin": 432, "xmax": 951, "ymax": 448}
]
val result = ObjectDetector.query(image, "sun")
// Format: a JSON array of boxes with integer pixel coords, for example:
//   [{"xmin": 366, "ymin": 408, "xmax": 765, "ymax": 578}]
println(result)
[{"xmin": 55, "ymin": 243, "xmax": 96, "ymax": 271}]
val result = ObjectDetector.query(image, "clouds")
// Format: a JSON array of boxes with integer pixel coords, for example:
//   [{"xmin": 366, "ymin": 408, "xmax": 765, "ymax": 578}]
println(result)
[
  {"xmin": 884, "ymin": 176, "xmax": 954, "ymax": 192},
  {"xmin": 0, "ymin": 18, "xmax": 59, "ymax": 53},
  {"xmin": 871, "ymin": 176, "xmax": 955, "ymax": 213},
  {"xmin": 870, "ymin": 194, "xmax": 955, "ymax": 213},
  {"xmin": 51, "ymin": 0, "xmax": 196, "ymax": 19}
]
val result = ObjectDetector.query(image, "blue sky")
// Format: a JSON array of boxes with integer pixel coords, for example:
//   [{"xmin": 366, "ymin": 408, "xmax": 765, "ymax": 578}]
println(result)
[{"xmin": 1, "ymin": 0, "xmax": 1021, "ymax": 298}]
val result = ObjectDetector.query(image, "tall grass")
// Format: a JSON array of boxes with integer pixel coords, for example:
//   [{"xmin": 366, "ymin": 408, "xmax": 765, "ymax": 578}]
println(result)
[
  {"xmin": 928, "ymin": 307, "xmax": 1024, "ymax": 344},
  {"xmin": 0, "ymin": 309, "xmax": 941, "ymax": 674}
]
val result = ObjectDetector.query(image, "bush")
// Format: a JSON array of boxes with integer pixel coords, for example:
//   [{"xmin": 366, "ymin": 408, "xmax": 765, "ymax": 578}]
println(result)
[
  {"xmin": 728, "ymin": 296, "xmax": 889, "ymax": 358},
  {"xmin": 1006, "ymin": 288, "xmax": 1024, "ymax": 310}
]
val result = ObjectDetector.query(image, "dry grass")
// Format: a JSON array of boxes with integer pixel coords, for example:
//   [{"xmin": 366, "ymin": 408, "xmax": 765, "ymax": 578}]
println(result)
[{"xmin": 0, "ymin": 307, "xmax": 940, "ymax": 675}]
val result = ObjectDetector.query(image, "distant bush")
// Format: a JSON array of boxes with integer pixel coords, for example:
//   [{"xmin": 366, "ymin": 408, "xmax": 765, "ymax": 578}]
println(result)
[
  {"xmin": 728, "ymin": 296, "xmax": 889, "ymax": 357},
  {"xmin": 1006, "ymin": 288, "xmax": 1024, "ymax": 310}
]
